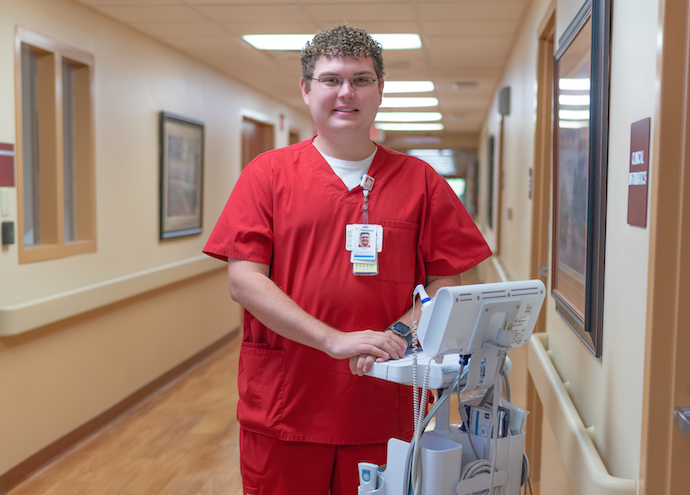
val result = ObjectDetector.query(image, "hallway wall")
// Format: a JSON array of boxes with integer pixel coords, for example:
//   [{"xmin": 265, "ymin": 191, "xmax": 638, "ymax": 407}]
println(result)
[
  {"xmin": 480, "ymin": 0, "xmax": 659, "ymax": 488},
  {"xmin": 0, "ymin": 0, "xmax": 312, "ymax": 476}
]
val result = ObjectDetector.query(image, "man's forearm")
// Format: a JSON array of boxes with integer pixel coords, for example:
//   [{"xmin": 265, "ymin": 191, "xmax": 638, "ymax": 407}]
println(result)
[{"xmin": 227, "ymin": 259, "xmax": 407, "ymax": 361}]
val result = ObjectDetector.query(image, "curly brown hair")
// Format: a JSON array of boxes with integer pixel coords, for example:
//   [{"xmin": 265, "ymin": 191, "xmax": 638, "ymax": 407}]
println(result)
[{"xmin": 301, "ymin": 25, "xmax": 385, "ymax": 90}]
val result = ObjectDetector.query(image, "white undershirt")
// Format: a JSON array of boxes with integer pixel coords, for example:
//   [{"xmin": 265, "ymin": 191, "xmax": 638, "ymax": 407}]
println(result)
[{"xmin": 315, "ymin": 146, "xmax": 377, "ymax": 191}]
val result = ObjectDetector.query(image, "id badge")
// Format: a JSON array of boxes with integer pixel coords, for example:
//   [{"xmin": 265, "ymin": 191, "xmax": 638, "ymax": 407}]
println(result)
[{"xmin": 346, "ymin": 224, "xmax": 383, "ymax": 276}]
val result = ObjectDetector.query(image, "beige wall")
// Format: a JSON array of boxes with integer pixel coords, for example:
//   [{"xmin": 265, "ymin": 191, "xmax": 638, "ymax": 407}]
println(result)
[
  {"xmin": 544, "ymin": 0, "xmax": 657, "ymax": 482},
  {"xmin": 0, "ymin": 0, "xmax": 312, "ymax": 476},
  {"xmin": 479, "ymin": 0, "xmax": 659, "ymax": 489}
]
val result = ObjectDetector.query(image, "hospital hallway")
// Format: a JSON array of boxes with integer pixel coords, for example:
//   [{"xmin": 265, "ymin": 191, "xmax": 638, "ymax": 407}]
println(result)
[{"xmin": 4, "ymin": 0, "xmax": 690, "ymax": 494}]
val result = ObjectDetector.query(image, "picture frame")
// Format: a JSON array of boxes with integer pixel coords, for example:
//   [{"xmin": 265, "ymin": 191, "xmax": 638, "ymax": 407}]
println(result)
[
  {"xmin": 552, "ymin": 0, "xmax": 611, "ymax": 357},
  {"xmin": 159, "ymin": 111, "xmax": 204, "ymax": 240}
]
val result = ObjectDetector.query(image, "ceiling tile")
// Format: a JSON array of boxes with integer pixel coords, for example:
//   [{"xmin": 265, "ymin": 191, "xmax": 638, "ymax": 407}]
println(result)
[
  {"xmin": 131, "ymin": 22, "xmax": 230, "ymax": 37},
  {"xmin": 303, "ymin": 3, "xmax": 417, "ymax": 22},
  {"xmin": 195, "ymin": 5, "xmax": 307, "ymax": 23},
  {"xmin": 221, "ymin": 22, "xmax": 322, "ymax": 35},
  {"xmin": 92, "ymin": 5, "xmax": 208, "ymax": 23},
  {"xmin": 419, "ymin": 3, "xmax": 526, "ymax": 22},
  {"xmin": 76, "ymin": 0, "xmax": 179, "ymax": 5},
  {"xmin": 421, "ymin": 21, "xmax": 519, "ymax": 37}
]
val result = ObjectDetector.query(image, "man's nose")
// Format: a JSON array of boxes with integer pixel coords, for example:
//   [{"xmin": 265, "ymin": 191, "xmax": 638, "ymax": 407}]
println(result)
[{"xmin": 338, "ymin": 80, "xmax": 356, "ymax": 97}]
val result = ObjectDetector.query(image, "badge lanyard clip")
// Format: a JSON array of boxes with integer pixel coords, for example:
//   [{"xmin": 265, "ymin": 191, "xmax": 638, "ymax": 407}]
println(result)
[{"xmin": 360, "ymin": 174, "xmax": 375, "ymax": 224}]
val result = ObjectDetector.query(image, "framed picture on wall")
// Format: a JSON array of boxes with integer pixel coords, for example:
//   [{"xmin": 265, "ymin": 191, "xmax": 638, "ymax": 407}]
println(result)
[
  {"xmin": 552, "ymin": 0, "xmax": 611, "ymax": 357},
  {"xmin": 159, "ymin": 111, "xmax": 204, "ymax": 240}
]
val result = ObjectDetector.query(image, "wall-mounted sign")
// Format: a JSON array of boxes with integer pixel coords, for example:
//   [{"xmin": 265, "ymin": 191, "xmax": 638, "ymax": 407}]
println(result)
[
  {"xmin": 628, "ymin": 118, "xmax": 651, "ymax": 228},
  {"xmin": 0, "ymin": 143, "xmax": 14, "ymax": 187}
]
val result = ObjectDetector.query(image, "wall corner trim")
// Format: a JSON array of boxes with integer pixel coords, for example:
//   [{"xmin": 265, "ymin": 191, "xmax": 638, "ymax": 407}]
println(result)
[
  {"xmin": 528, "ymin": 334, "xmax": 637, "ymax": 495},
  {"xmin": 0, "ymin": 255, "xmax": 226, "ymax": 337}
]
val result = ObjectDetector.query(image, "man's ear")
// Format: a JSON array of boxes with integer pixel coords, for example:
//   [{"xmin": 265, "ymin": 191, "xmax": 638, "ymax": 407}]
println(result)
[{"xmin": 300, "ymin": 78, "xmax": 310, "ymax": 106}]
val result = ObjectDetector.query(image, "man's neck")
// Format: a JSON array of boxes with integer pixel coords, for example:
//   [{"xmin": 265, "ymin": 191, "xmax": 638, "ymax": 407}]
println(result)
[{"xmin": 313, "ymin": 135, "xmax": 377, "ymax": 161}]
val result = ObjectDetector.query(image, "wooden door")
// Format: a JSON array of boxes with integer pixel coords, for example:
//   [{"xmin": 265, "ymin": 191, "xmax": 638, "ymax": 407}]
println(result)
[
  {"xmin": 639, "ymin": 0, "xmax": 690, "ymax": 492},
  {"xmin": 242, "ymin": 117, "xmax": 274, "ymax": 169},
  {"xmin": 525, "ymin": 7, "xmax": 556, "ymax": 482}
]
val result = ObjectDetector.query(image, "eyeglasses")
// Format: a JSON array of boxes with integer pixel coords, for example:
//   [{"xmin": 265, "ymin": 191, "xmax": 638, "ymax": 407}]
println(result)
[{"xmin": 311, "ymin": 76, "xmax": 378, "ymax": 90}]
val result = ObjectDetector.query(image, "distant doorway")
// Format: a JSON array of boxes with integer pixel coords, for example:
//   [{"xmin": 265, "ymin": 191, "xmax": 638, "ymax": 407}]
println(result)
[{"xmin": 242, "ymin": 117, "xmax": 274, "ymax": 169}]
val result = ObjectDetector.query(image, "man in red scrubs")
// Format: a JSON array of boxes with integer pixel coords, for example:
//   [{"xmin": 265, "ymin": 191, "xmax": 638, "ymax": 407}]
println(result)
[{"xmin": 203, "ymin": 25, "xmax": 491, "ymax": 495}]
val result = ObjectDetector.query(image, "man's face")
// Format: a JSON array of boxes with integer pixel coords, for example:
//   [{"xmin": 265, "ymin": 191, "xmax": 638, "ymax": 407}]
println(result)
[{"xmin": 300, "ymin": 56, "xmax": 384, "ymax": 140}]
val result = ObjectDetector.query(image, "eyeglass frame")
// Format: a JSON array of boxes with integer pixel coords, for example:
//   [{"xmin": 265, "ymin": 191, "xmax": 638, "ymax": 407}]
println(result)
[{"xmin": 311, "ymin": 76, "xmax": 379, "ymax": 90}]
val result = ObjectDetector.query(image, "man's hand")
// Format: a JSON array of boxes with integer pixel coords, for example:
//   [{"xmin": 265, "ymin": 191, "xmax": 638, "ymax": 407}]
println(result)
[
  {"xmin": 327, "ymin": 328, "xmax": 407, "ymax": 362},
  {"xmin": 347, "ymin": 329, "xmax": 407, "ymax": 376}
]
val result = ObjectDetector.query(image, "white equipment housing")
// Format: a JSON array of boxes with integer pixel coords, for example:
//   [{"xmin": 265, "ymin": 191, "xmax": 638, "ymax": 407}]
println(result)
[{"xmin": 361, "ymin": 280, "xmax": 546, "ymax": 495}]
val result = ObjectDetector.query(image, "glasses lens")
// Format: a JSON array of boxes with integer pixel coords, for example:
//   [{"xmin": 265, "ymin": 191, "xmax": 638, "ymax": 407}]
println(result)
[
  {"xmin": 352, "ymin": 77, "xmax": 375, "ymax": 88},
  {"xmin": 319, "ymin": 77, "xmax": 342, "ymax": 88}
]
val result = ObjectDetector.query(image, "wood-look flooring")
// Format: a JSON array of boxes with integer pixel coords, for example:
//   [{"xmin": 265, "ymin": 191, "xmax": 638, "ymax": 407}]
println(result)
[{"xmin": 8, "ymin": 339, "xmax": 244, "ymax": 495}]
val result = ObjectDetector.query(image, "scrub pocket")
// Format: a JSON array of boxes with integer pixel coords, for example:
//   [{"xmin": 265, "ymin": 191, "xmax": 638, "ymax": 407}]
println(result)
[
  {"xmin": 377, "ymin": 219, "xmax": 419, "ymax": 284},
  {"xmin": 237, "ymin": 342, "xmax": 286, "ymax": 432}
]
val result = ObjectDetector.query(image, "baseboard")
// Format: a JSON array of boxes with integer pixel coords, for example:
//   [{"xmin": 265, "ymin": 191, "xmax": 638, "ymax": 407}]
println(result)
[{"xmin": 0, "ymin": 327, "xmax": 239, "ymax": 494}]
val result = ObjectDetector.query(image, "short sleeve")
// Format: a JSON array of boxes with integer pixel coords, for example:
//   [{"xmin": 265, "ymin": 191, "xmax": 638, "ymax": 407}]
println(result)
[
  {"xmin": 203, "ymin": 160, "xmax": 274, "ymax": 265},
  {"xmin": 420, "ymin": 176, "xmax": 492, "ymax": 276}
]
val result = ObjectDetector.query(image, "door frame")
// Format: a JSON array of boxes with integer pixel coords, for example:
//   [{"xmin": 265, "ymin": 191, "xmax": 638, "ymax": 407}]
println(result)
[{"xmin": 525, "ymin": 4, "xmax": 556, "ymax": 482}]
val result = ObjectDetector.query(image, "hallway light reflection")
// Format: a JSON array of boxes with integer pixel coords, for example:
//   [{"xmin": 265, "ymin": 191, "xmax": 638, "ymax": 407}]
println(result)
[
  {"xmin": 559, "ymin": 94, "xmax": 590, "ymax": 106},
  {"xmin": 375, "ymin": 123, "xmax": 444, "ymax": 131},
  {"xmin": 383, "ymin": 81, "xmax": 434, "ymax": 93},
  {"xmin": 558, "ymin": 78, "xmax": 591, "ymax": 90},
  {"xmin": 559, "ymin": 109, "xmax": 590, "ymax": 120},
  {"xmin": 558, "ymin": 120, "xmax": 589, "ymax": 129},
  {"xmin": 380, "ymin": 97, "xmax": 439, "ymax": 108},
  {"xmin": 375, "ymin": 112, "xmax": 442, "ymax": 122}
]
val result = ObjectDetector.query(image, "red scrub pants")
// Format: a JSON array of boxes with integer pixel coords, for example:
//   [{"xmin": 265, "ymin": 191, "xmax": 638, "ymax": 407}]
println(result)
[{"xmin": 240, "ymin": 428, "xmax": 387, "ymax": 495}]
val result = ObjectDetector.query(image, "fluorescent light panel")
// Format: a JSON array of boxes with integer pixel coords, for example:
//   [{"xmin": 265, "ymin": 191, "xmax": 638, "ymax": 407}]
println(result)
[
  {"xmin": 559, "ymin": 110, "xmax": 590, "ymax": 120},
  {"xmin": 559, "ymin": 95, "xmax": 590, "ymax": 106},
  {"xmin": 384, "ymin": 81, "xmax": 434, "ymax": 93},
  {"xmin": 380, "ymin": 97, "xmax": 438, "ymax": 108},
  {"xmin": 375, "ymin": 112, "xmax": 442, "ymax": 122},
  {"xmin": 559, "ymin": 121, "xmax": 589, "ymax": 129},
  {"xmin": 375, "ymin": 123, "xmax": 444, "ymax": 131},
  {"xmin": 559, "ymin": 78, "xmax": 591, "ymax": 90},
  {"xmin": 243, "ymin": 33, "xmax": 421, "ymax": 51}
]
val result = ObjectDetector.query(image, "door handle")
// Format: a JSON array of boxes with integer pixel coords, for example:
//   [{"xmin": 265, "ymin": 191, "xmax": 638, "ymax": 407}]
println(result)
[{"xmin": 674, "ymin": 407, "xmax": 690, "ymax": 436}]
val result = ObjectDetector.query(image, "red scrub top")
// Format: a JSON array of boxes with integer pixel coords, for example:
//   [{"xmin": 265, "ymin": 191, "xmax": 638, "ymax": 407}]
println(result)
[{"xmin": 204, "ymin": 140, "xmax": 491, "ymax": 445}]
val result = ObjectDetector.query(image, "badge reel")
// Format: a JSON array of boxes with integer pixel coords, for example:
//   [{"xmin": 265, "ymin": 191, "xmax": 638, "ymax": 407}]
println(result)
[{"xmin": 345, "ymin": 174, "xmax": 383, "ymax": 276}]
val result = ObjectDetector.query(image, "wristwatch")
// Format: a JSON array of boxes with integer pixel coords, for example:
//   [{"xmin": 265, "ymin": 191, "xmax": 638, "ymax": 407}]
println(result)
[{"xmin": 388, "ymin": 321, "xmax": 413, "ymax": 349}]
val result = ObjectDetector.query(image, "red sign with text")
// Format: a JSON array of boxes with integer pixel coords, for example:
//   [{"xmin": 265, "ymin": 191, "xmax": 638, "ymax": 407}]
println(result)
[{"xmin": 628, "ymin": 118, "xmax": 651, "ymax": 228}]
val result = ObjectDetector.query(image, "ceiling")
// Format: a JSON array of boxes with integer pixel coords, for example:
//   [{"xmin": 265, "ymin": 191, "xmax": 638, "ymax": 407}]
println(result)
[{"xmin": 75, "ymin": 0, "xmax": 531, "ymax": 143}]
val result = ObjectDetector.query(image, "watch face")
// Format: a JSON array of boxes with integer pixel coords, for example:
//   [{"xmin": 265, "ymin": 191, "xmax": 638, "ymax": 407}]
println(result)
[{"xmin": 393, "ymin": 322, "xmax": 410, "ymax": 335}]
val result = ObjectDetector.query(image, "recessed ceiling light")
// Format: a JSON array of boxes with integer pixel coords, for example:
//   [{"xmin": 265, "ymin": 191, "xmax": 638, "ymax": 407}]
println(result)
[
  {"xmin": 375, "ymin": 112, "xmax": 442, "ymax": 122},
  {"xmin": 375, "ymin": 123, "xmax": 444, "ymax": 131},
  {"xmin": 380, "ymin": 97, "xmax": 439, "ymax": 108},
  {"xmin": 242, "ymin": 33, "xmax": 421, "ymax": 51},
  {"xmin": 372, "ymin": 34, "xmax": 422, "ymax": 50},
  {"xmin": 383, "ymin": 81, "xmax": 434, "ymax": 93}
]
